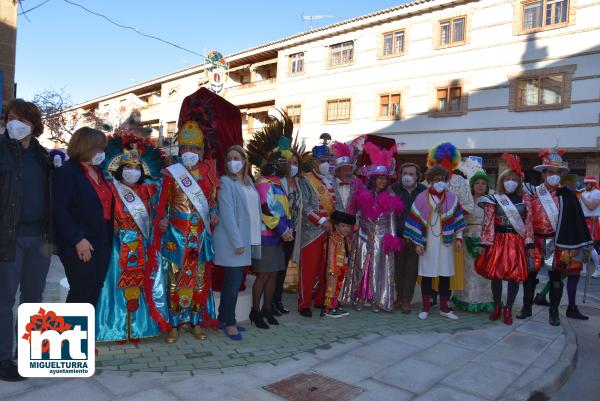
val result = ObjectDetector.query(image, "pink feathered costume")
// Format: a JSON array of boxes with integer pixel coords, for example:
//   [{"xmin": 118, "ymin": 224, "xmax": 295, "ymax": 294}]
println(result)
[{"xmin": 340, "ymin": 143, "xmax": 404, "ymax": 311}]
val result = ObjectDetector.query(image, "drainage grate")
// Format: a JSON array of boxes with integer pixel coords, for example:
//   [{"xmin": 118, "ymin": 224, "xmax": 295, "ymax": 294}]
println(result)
[{"xmin": 264, "ymin": 371, "xmax": 364, "ymax": 401}]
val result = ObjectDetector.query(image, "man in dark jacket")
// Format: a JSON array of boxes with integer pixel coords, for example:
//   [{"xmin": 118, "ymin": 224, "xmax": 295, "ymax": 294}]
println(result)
[
  {"xmin": 391, "ymin": 162, "xmax": 426, "ymax": 313},
  {"xmin": 0, "ymin": 99, "xmax": 53, "ymax": 381}
]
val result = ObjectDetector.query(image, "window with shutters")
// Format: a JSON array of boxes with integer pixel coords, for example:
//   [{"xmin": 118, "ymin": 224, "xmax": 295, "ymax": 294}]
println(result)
[{"xmin": 378, "ymin": 94, "xmax": 402, "ymax": 120}]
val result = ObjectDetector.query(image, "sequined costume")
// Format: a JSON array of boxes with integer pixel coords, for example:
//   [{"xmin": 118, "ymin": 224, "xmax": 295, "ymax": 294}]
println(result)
[
  {"xmin": 341, "ymin": 184, "xmax": 403, "ymax": 311},
  {"xmin": 154, "ymin": 160, "xmax": 219, "ymax": 328},
  {"xmin": 96, "ymin": 182, "xmax": 167, "ymax": 341}
]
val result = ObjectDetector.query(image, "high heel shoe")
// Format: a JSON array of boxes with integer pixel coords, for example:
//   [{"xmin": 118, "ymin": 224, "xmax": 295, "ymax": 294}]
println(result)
[
  {"xmin": 262, "ymin": 308, "xmax": 279, "ymax": 325},
  {"xmin": 249, "ymin": 309, "xmax": 269, "ymax": 329},
  {"xmin": 270, "ymin": 303, "xmax": 282, "ymax": 317},
  {"xmin": 273, "ymin": 301, "xmax": 290, "ymax": 314}
]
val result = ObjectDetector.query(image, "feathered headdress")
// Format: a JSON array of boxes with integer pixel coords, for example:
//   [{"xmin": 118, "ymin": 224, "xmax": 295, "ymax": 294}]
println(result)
[
  {"xmin": 331, "ymin": 141, "xmax": 356, "ymax": 169},
  {"xmin": 501, "ymin": 153, "xmax": 523, "ymax": 176},
  {"xmin": 102, "ymin": 132, "xmax": 167, "ymax": 181},
  {"xmin": 361, "ymin": 142, "xmax": 396, "ymax": 177},
  {"xmin": 246, "ymin": 110, "xmax": 307, "ymax": 170},
  {"xmin": 427, "ymin": 142, "xmax": 461, "ymax": 173}
]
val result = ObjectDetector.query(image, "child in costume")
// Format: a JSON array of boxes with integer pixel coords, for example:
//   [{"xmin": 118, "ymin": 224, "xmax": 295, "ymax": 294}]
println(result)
[
  {"xmin": 96, "ymin": 134, "xmax": 169, "ymax": 343},
  {"xmin": 341, "ymin": 142, "xmax": 404, "ymax": 312},
  {"xmin": 323, "ymin": 210, "xmax": 355, "ymax": 318}
]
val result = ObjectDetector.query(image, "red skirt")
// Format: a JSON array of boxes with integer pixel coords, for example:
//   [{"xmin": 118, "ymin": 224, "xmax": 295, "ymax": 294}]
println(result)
[{"xmin": 475, "ymin": 233, "xmax": 528, "ymax": 282}]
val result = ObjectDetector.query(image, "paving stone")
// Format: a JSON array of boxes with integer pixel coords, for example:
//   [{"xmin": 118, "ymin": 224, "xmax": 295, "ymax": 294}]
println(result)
[
  {"xmin": 349, "ymin": 338, "xmax": 421, "ymax": 365},
  {"xmin": 473, "ymin": 344, "xmax": 538, "ymax": 375},
  {"xmin": 373, "ymin": 358, "xmax": 450, "ymax": 394},
  {"xmin": 353, "ymin": 379, "xmax": 414, "ymax": 401},
  {"xmin": 92, "ymin": 371, "xmax": 187, "ymax": 397},
  {"xmin": 113, "ymin": 388, "xmax": 181, "ymax": 401},
  {"xmin": 413, "ymin": 342, "xmax": 479, "ymax": 370},
  {"xmin": 498, "ymin": 331, "xmax": 552, "ymax": 351},
  {"xmin": 413, "ymin": 385, "xmax": 493, "ymax": 401},
  {"xmin": 444, "ymin": 329, "xmax": 499, "ymax": 352},
  {"xmin": 387, "ymin": 332, "xmax": 452, "ymax": 350},
  {"xmin": 230, "ymin": 388, "xmax": 286, "ymax": 401},
  {"xmin": 516, "ymin": 320, "xmax": 564, "ymax": 339},
  {"xmin": 441, "ymin": 362, "xmax": 519, "ymax": 400},
  {"xmin": 3, "ymin": 379, "xmax": 110, "ymax": 401},
  {"xmin": 0, "ymin": 380, "xmax": 32, "ymax": 399},
  {"xmin": 511, "ymin": 367, "xmax": 546, "ymax": 389},
  {"xmin": 314, "ymin": 354, "xmax": 385, "ymax": 382}
]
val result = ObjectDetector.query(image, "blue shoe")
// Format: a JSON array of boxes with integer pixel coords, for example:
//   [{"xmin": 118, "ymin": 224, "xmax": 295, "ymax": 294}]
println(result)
[
  {"xmin": 223, "ymin": 330, "xmax": 242, "ymax": 341},
  {"xmin": 218, "ymin": 322, "xmax": 246, "ymax": 332}
]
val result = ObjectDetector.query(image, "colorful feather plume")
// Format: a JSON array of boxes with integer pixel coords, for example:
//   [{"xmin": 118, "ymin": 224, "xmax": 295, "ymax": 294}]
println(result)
[
  {"xmin": 501, "ymin": 153, "xmax": 523, "ymax": 176},
  {"xmin": 363, "ymin": 142, "xmax": 395, "ymax": 169}
]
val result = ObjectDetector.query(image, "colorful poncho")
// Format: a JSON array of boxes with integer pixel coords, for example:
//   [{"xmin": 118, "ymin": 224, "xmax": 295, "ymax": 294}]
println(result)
[{"xmin": 404, "ymin": 190, "xmax": 465, "ymax": 247}]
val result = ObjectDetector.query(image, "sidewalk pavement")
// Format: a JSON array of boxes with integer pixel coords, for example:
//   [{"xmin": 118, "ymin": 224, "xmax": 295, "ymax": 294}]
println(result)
[
  {"xmin": 2, "ymin": 257, "xmax": 583, "ymax": 401},
  {"xmin": 1, "ymin": 305, "xmax": 576, "ymax": 401}
]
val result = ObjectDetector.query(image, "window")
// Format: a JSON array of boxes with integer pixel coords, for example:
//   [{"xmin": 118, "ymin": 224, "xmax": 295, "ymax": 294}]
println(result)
[
  {"xmin": 522, "ymin": 0, "xmax": 568, "ymax": 32},
  {"xmin": 286, "ymin": 105, "xmax": 301, "ymax": 125},
  {"xmin": 329, "ymin": 41, "xmax": 354, "ymax": 67},
  {"xmin": 166, "ymin": 122, "xmax": 177, "ymax": 137},
  {"xmin": 437, "ymin": 87, "xmax": 463, "ymax": 113},
  {"xmin": 289, "ymin": 53, "xmax": 304, "ymax": 75},
  {"xmin": 431, "ymin": 85, "xmax": 466, "ymax": 116},
  {"xmin": 516, "ymin": 74, "xmax": 564, "ymax": 108},
  {"xmin": 382, "ymin": 30, "xmax": 405, "ymax": 57},
  {"xmin": 509, "ymin": 65, "xmax": 575, "ymax": 111},
  {"xmin": 379, "ymin": 94, "xmax": 401, "ymax": 119},
  {"xmin": 439, "ymin": 16, "xmax": 466, "ymax": 46},
  {"xmin": 326, "ymin": 99, "xmax": 351, "ymax": 122}
]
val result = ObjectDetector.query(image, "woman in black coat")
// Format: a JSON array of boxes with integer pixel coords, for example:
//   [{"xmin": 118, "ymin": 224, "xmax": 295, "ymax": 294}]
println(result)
[{"xmin": 53, "ymin": 127, "xmax": 113, "ymax": 306}]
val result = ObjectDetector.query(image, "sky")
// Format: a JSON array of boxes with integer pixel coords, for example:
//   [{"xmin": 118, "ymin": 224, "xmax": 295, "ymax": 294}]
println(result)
[{"xmin": 15, "ymin": 0, "xmax": 407, "ymax": 104}]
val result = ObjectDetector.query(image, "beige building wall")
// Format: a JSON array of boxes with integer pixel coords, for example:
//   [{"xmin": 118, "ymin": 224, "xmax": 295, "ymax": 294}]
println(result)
[{"xmin": 0, "ymin": 0, "xmax": 17, "ymax": 115}]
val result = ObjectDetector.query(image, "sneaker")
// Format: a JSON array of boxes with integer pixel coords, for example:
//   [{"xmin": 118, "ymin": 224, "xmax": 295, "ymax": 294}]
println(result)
[
  {"xmin": 418, "ymin": 311, "xmax": 429, "ymax": 320},
  {"xmin": 440, "ymin": 311, "xmax": 459, "ymax": 320},
  {"xmin": 325, "ymin": 308, "xmax": 349, "ymax": 318},
  {"xmin": 371, "ymin": 305, "xmax": 380, "ymax": 313},
  {"xmin": 0, "ymin": 359, "xmax": 25, "ymax": 382},
  {"xmin": 592, "ymin": 271, "xmax": 600, "ymax": 279},
  {"xmin": 355, "ymin": 303, "xmax": 364, "ymax": 312}
]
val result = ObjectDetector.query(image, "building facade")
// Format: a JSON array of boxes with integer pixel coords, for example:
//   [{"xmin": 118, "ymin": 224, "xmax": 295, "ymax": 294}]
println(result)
[
  {"xmin": 0, "ymin": 0, "xmax": 17, "ymax": 116},
  {"xmin": 50, "ymin": 0, "xmax": 600, "ymax": 182}
]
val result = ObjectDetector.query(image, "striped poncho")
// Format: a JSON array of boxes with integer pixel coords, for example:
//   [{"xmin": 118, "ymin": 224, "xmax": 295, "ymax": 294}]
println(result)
[{"xmin": 404, "ymin": 189, "xmax": 465, "ymax": 247}]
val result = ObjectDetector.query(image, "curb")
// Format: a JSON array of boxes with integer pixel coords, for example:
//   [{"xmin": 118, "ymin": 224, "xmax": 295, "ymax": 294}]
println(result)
[{"xmin": 499, "ymin": 311, "xmax": 578, "ymax": 401}]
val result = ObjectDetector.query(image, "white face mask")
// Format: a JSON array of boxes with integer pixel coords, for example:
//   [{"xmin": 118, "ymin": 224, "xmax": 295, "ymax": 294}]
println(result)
[
  {"xmin": 318, "ymin": 162, "xmax": 331, "ymax": 176},
  {"xmin": 7, "ymin": 120, "xmax": 33, "ymax": 141},
  {"xmin": 402, "ymin": 175, "xmax": 416, "ymax": 187},
  {"xmin": 503, "ymin": 179, "xmax": 519, "ymax": 194},
  {"xmin": 91, "ymin": 151, "xmax": 105, "ymax": 166},
  {"xmin": 228, "ymin": 160, "xmax": 243, "ymax": 175},
  {"xmin": 290, "ymin": 165, "xmax": 299, "ymax": 177},
  {"xmin": 122, "ymin": 168, "xmax": 142, "ymax": 185},
  {"xmin": 182, "ymin": 152, "xmax": 199, "ymax": 168},
  {"xmin": 546, "ymin": 174, "xmax": 561, "ymax": 187},
  {"xmin": 433, "ymin": 181, "xmax": 447, "ymax": 193}
]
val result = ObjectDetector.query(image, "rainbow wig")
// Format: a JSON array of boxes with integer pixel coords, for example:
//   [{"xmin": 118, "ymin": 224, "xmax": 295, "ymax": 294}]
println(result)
[{"xmin": 426, "ymin": 142, "xmax": 461, "ymax": 173}]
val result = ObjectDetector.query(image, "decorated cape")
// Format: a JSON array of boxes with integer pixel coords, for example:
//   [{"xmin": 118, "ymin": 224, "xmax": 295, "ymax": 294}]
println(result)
[{"xmin": 556, "ymin": 187, "xmax": 593, "ymax": 249}]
